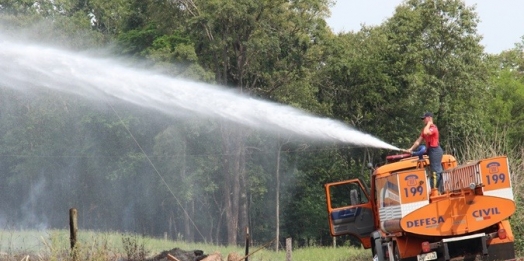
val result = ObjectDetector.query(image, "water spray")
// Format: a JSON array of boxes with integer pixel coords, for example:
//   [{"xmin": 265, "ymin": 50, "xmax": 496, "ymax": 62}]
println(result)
[{"xmin": 0, "ymin": 34, "xmax": 401, "ymax": 151}]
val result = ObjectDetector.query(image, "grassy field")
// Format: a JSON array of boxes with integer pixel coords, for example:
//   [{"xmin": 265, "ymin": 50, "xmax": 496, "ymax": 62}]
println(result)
[{"xmin": 0, "ymin": 229, "xmax": 369, "ymax": 261}]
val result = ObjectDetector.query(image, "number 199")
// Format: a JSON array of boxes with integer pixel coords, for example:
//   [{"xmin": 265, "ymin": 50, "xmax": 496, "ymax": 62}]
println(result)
[
  {"xmin": 486, "ymin": 173, "xmax": 505, "ymax": 185},
  {"xmin": 404, "ymin": 186, "xmax": 423, "ymax": 197}
]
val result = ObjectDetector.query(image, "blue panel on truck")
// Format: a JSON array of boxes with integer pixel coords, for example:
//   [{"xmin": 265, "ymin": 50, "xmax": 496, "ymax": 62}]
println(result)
[{"xmin": 331, "ymin": 207, "xmax": 361, "ymax": 224}]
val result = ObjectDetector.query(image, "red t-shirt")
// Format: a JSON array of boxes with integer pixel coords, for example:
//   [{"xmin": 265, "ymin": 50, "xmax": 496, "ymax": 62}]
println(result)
[{"xmin": 420, "ymin": 124, "xmax": 439, "ymax": 148}]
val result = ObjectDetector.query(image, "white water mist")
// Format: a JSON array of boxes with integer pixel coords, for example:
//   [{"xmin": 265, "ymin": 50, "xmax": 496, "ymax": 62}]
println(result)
[{"xmin": 0, "ymin": 34, "xmax": 400, "ymax": 151}]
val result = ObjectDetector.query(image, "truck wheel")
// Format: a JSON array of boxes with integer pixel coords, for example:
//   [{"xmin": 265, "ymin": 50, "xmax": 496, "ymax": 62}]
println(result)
[
  {"xmin": 393, "ymin": 241, "xmax": 401, "ymax": 261},
  {"xmin": 373, "ymin": 237, "xmax": 385, "ymax": 261}
]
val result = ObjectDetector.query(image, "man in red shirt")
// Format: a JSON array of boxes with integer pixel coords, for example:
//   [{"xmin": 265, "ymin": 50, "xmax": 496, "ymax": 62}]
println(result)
[{"xmin": 406, "ymin": 112, "xmax": 444, "ymax": 193}]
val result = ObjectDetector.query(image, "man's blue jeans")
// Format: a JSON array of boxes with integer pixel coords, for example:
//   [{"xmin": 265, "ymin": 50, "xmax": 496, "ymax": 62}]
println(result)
[{"xmin": 428, "ymin": 146, "xmax": 444, "ymax": 193}]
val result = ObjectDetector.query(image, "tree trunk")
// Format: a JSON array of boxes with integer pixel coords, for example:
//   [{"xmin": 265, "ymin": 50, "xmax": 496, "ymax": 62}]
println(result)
[
  {"xmin": 212, "ymin": 194, "xmax": 225, "ymax": 245},
  {"xmin": 221, "ymin": 124, "xmax": 247, "ymax": 245},
  {"xmin": 275, "ymin": 137, "xmax": 290, "ymax": 251},
  {"xmin": 239, "ymin": 141, "xmax": 249, "ymax": 244},
  {"xmin": 182, "ymin": 139, "xmax": 193, "ymax": 242},
  {"xmin": 275, "ymin": 144, "xmax": 281, "ymax": 252}
]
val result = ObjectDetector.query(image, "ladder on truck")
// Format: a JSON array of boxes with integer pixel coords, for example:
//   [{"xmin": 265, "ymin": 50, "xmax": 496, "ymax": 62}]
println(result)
[
  {"xmin": 442, "ymin": 161, "xmax": 482, "ymax": 192},
  {"xmin": 441, "ymin": 156, "xmax": 513, "ymax": 202}
]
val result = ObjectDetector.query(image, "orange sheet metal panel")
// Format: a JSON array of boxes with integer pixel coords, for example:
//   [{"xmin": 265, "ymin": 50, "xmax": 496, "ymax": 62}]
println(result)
[
  {"xmin": 481, "ymin": 156, "xmax": 511, "ymax": 191},
  {"xmin": 400, "ymin": 195, "xmax": 516, "ymax": 236},
  {"xmin": 398, "ymin": 169, "xmax": 428, "ymax": 204}
]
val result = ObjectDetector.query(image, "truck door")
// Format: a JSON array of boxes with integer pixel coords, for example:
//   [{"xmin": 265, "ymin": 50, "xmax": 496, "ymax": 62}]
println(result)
[{"xmin": 325, "ymin": 179, "xmax": 375, "ymax": 248}]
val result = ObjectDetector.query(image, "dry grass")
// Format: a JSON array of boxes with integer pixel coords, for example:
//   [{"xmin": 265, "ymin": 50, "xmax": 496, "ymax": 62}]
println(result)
[{"xmin": 0, "ymin": 230, "xmax": 369, "ymax": 261}]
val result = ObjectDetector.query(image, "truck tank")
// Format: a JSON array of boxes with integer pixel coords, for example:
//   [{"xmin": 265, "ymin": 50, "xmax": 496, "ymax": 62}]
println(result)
[{"xmin": 325, "ymin": 154, "xmax": 517, "ymax": 261}]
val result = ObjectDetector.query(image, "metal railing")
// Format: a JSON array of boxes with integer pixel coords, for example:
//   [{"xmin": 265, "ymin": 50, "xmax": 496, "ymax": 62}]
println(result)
[{"xmin": 442, "ymin": 161, "xmax": 482, "ymax": 192}]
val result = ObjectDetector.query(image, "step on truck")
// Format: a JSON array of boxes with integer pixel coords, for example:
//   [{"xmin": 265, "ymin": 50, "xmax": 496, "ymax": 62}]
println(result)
[{"xmin": 324, "ymin": 153, "xmax": 517, "ymax": 261}]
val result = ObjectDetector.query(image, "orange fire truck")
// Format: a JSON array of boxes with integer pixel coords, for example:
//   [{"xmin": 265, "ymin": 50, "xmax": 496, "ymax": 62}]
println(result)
[{"xmin": 325, "ymin": 153, "xmax": 517, "ymax": 261}]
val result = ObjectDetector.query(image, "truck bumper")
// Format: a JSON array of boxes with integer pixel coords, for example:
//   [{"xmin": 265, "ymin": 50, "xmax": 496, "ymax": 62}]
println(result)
[{"xmin": 425, "ymin": 233, "xmax": 515, "ymax": 261}]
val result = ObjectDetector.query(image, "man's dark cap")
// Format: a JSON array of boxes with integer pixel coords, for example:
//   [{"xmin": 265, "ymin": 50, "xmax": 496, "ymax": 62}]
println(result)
[{"xmin": 420, "ymin": 112, "xmax": 433, "ymax": 119}]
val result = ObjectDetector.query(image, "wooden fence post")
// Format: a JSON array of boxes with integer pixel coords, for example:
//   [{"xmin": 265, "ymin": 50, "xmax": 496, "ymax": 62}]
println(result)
[
  {"xmin": 286, "ymin": 237, "xmax": 292, "ymax": 261},
  {"xmin": 69, "ymin": 208, "xmax": 78, "ymax": 261},
  {"xmin": 245, "ymin": 227, "xmax": 250, "ymax": 261}
]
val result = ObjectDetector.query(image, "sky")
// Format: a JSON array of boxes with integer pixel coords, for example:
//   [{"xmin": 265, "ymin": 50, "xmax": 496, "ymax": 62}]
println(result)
[{"xmin": 326, "ymin": 0, "xmax": 524, "ymax": 54}]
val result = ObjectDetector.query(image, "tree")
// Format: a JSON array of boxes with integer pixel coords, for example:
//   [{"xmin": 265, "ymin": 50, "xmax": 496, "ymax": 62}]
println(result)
[
  {"xmin": 485, "ymin": 42, "xmax": 524, "ymax": 146},
  {"xmin": 384, "ymin": 0, "xmax": 490, "ymax": 150},
  {"xmin": 283, "ymin": 145, "xmax": 352, "ymax": 246},
  {"xmin": 320, "ymin": 0, "xmax": 490, "ymax": 156},
  {"xmin": 179, "ymin": 0, "xmax": 333, "ymax": 245},
  {"xmin": 0, "ymin": 0, "xmax": 106, "ymax": 49}
]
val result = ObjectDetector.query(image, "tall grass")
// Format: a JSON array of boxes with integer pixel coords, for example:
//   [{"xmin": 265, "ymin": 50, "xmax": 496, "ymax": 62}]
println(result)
[{"xmin": 0, "ymin": 229, "xmax": 369, "ymax": 261}]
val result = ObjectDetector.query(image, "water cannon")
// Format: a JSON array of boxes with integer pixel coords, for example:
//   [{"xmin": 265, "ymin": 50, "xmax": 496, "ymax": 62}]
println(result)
[
  {"xmin": 385, "ymin": 153, "xmax": 412, "ymax": 163},
  {"xmin": 385, "ymin": 145, "xmax": 426, "ymax": 163}
]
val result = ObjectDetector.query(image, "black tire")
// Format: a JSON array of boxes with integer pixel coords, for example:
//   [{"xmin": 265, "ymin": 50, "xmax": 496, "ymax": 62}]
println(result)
[
  {"xmin": 393, "ymin": 241, "xmax": 401, "ymax": 261},
  {"xmin": 373, "ymin": 236, "xmax": 386, "ymax": 261}
]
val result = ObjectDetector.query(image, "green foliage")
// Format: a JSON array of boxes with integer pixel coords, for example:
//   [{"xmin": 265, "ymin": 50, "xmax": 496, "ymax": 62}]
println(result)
[
  {"xmin": 320, "ymin": 0, "xmax": 490, "ymax": 153},
  {"xmin": 0, "ymin": 1, "xmax": 106, "ymax": 49},
  {"xmin": 486, "ymin": 46, "xmax": 524, "ymax": 145},
  {"xmin": 385, "ymin": 0, "xmax": 490, "ymax": 149},
  {"xmin": 283, "ymin": 146, "xmax": 354, "ymax": 244},
  {"xmin": 117, "ymin": 24, "xmax": 161, "ymax": 57},
  {"xmin": 185, "ymin": 0, "xmax": 332, "ymax": 105},
  {"xmin": 0, "ymin": 0, "xmax": 42, "ymax": 16}
]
